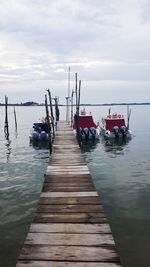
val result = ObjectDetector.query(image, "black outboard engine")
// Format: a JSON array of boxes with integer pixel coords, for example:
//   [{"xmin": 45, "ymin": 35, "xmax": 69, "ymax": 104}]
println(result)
[
  {"xmin": 113, "ymin": 126, "xmax": 119, "ymax": 138},
  {"xmin": 83, "ymin": 127, "xmax": 89, "ymax": 141},
  {"xmin": 79, "ymin": 128, "xmax": 84, "ymax": 140},
  {"xmin": 90, "ymin": 127, "xmax": 96, "ymax": 141},
  {"xmin": 120, "ymin": 126, "xmax": 126, "ymax": 138}
]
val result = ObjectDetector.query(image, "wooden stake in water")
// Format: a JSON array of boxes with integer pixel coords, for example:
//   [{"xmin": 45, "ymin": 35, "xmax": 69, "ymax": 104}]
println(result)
[
  {"xmin": 75, "ymin": 79, "xmax": 81, "ymax": 147},
  {"xmin": 4, "ymin": 96, "xmax": 9, "ymax": 137},
  {"xmin": 13, "ymin": 106, "xmax": 17, "ymax": 131},
  {"xmin": 45, "ymin": 94, "xmax": 52, "ymax": 154},
  {"xmin": 71, "ymin": 90, "xmax": 75, "ymax": 127},
  {"xmin": 127, "ymin": 104, "xmax": 131, "ymax": 129},
  {"xmin": 47, "ymin": 89, "xmax": 55, "ymax": 141}
]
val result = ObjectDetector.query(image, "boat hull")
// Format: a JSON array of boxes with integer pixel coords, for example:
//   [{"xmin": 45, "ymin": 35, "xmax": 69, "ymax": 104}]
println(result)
[
  {"xmin": 100, "ymin": 127, "xmax": 132, "ymax": 140},
  {"xmin": 73, "ymin": 128, "xmax": 100, "ymax": 140}
]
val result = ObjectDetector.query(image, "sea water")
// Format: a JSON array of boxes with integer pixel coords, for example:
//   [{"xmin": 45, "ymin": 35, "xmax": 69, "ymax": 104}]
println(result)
[{"xmin": 0, "ymin": 105, "xmax": 150, "ymax": 267}]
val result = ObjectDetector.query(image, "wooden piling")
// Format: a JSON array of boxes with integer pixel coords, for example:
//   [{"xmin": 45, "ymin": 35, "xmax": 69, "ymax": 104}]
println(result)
[
  {"xmin": 45, "ymin": 94, "xmax": 52, "ymax": 154},
  {"xmin": 47, "ymin": 89, "xmax": 55, "ymax": 140},
  {"xmin": 4, "ymin": 95, "xmax": 9, "ymax": 137},
  {"xmin": 16, "ymin": 121, "xmax": 122, "ymax": 267},
  {"xmin": 14, "ymin": 106, "xmax": 17, "ymax": 131}
]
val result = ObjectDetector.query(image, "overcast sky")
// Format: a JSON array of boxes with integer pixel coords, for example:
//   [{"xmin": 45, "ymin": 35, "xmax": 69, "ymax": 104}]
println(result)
[{"xmin": 0, "ymin": 0, "xmax": 150, "ymax": 104}]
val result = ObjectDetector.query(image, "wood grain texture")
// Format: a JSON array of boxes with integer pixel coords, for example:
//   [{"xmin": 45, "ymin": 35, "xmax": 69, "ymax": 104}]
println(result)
[
  {"xmin": 16, "ymin": 262, "xmax": 121, "ymax": 267},
  {"xmin": 16, "ymin": 121, "xmax": 122, "ymax": 267},
  {"xmin": 38, "ymin": 196, "xmax": 100, "ymax": 205},
  {"xmin": 19, "ymin": 245, "xmax": 120, "ymax": 262},
  {"xmin": 29, "ymin": 223, "xmax": 112, "ymax": 233},
  {"xmin": 25, "ymin": 233, "xmax": 115, "ymax": 246}
]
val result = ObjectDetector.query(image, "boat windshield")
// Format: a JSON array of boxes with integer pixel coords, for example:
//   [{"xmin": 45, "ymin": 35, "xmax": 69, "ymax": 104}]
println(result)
[
  {"xmin": 73, "ymin": 115, "xmax": 97, "ymax": 129},
  {"xmin": 105, "ymin": 119, "xmax": 127, "ymax": 132}
]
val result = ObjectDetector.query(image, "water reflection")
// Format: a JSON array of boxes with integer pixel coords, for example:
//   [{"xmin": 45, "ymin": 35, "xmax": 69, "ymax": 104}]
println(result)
[
  {"xmin": 5, "ymin": 134, "xmax": 11, "ymax": 162},
  {"xmin": 30, "ymin": 140, "xmax": 49, "ymax": 150},
  {"xmin": 102, "ymin": 137, "xmax": 131, "ymax": 155},
  {"xmin": 81, "ymin": 139, "xmax": 99, "ymax": 153}
]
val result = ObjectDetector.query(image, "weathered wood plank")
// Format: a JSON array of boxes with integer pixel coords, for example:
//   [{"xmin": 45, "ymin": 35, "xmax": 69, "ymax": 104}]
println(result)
[
  {"xmin": 25, "ymin": 233, "xmax": 115, "ymax": 246},
  {"xmin": 44, "ymin": 174, "xmax": 92, "ymax": 181},
  {"xmin": 40, "ymin": 192, "xmax": 98, "ymax": 198},
  {"xmin": 44, "ymin": 179, "xmax": 93, "ymax": 184},
  {"xmin": 17, "ymin": 262, "xmax": 121, "ymax": 267},
  {"xmin": 38, "ymin": 196, "xmax": 100, "ymax": 205},
  {"xmin": 33, "ymin": 212, "xmax": 107, "ymax": 223},
  {"xmin": 19, "ymin": 245, "xmax": 120, "ymax": 262},
  {"xmin": 47, "ymin": 166, "xmax": 89, "ymax": 170},
  {"xmin": 16, "ymin": 121, "xmax": 122, "ymax": 267},
  {"xmin": 42, "ymin": 185, "xmax": 95, "ymax": 192},
  {"xmin": 46, "ymin": 171, "xmax": 89, "ymax": 176},
  {"xmin": 29, "ymin": 223, "xmax": 112, "ymax": 233},
  {"xmin": 36, "ymin": 204, "xmax": 103, "ymax": 213}
]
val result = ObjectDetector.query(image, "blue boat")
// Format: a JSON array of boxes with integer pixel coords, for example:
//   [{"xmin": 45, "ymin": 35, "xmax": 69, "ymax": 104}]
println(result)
[{"xmin": 29, "ymin": 122, "xmax": 50, "ymax": 142}]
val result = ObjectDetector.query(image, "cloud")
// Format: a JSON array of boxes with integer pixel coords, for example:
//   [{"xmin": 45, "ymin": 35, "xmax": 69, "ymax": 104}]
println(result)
[{"xmin": 0, "ymin": 0, "xmax": 150, "ymax": 103}]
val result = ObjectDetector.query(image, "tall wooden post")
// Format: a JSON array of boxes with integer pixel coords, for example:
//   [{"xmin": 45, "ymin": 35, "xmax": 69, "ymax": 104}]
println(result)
[
  {"xmin": 75, "ymin": 79, "xmax": 81, "ymax": 147},
  {"xmin": 4, "ymin": 96, "xmax": 9, "ymax": 137},
  {"xmin": 127, "ymin": 105, "xmax": 131, "ymax": 129},
  {"xmin": 71, "ymin": 90, "xmax": 75, "ymax": 127},
  {"xmin": 54, "ymin": 97, "xmax": 59, "ymax": 131},
  {"xmin": 14, "ymin": 106, "xmax": 17, "ymax": 131},
  {"xmin": 47, "ymin": 89, "xmax": 55, "ymax": 141},
  {"xmin": 75, "ymin": 72, "xmax": 78, "ymax": 109},
  {"xmin": 45, "ymin": 94, "xmax": 52, "ymax": 154},
  {"xmin": 67, "ymin": 66, "xmax": 71, "ymax": 123}
]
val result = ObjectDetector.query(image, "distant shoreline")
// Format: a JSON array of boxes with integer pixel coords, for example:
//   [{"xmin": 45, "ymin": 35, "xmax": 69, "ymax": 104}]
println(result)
[{"xmin": 0, "ymin": 102, "xmax": 150, "ymax": 107}]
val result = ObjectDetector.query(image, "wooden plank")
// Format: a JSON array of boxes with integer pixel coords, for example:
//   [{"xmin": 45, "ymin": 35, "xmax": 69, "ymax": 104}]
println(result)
[
  {"xmin": 25, "ymin": 233, "xmax": 115, "ymax": 246},
  {"xmin": 44, "ymin": 174, "xmax": 92, "ymax": 181},
  {"xmin": 17, "ymin": 262, "xmax": 121, "ymax": 267},
  {"xmin": 46, "ymin": 171, "xmax": 89, "ymax": 176},
  {"xmin": 40, "ymin": 192, "xmax": 98, "ymax": 198},
  {"xmin": 29, "ymin": 223, "xmax": 112, "ymax": 233},
  {"xmin": 38, "ymin": 196, "xmax": 100, "ymax": 205},
  {"xmin": 36, "ymin": 204, "xmax": 103, "ymax": 213},
  {"xmin": 33, "ymin": 212, "xmax": 107, "ymax": 223},
  {"xmin": 47, "ymin": 166, "xmax": 88, "ymax": 169},
  {"xmin": 16, "ymin": 121, "xmax": 122, "ymax": 267},
  {"xmin": 42, "ymin": 185, "xmax": 95, "ymax": 192},
  {"xmin": 44, "ymin": 177, "xmax": 93, "ymax": 183},
  {"xmin": 19, "ymin": 245, "xmax": 120, "ymax": 262}
]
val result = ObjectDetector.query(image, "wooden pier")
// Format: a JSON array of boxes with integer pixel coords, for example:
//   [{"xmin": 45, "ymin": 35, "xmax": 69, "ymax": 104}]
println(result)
[{"xmin": 16, "ymin": 121, "xmax": 122, "ymax": 267}]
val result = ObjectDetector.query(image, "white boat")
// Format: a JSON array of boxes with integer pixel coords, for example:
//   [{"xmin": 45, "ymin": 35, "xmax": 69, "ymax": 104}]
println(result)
[
  {"xmin": 72, "ymin": 109, "xmax": 100, "ymax": 141},
  {"xmin": 100, "ymin": 113, "xmax": 132, "ymax": 140}
]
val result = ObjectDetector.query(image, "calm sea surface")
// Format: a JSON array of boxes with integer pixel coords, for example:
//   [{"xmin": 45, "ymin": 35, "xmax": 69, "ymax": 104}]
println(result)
[{"xmin": 0, "ymin": 105, "xmax": 150, "ymax": 267}]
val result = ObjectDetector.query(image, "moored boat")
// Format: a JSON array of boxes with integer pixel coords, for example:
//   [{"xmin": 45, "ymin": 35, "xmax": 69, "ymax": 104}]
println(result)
[
  {"xmin": 29, "ymin": 122, "xmax": 50, "ymax": 142},
  {"xmin": 100, "ymin": 113, "xmax": 132, "ymax": 139},
  {"xmin": 72, "ymin": 109, "xmax": 100, "ymax": 141}
]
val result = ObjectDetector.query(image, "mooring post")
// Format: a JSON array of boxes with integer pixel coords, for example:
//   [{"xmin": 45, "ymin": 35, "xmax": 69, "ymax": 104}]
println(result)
[
  {"xmin": 71, "ymin": 90, "xmax": 75, "ymax": 127},
  {"xmin": 54, "ymin": 97, "xmax": 59, "ymax": 131},
  {"xmin": 45, "ymin": 94, "xmax": 52, "ymax": 154},
  {"xmin": 4, "ymin": 95, "xmax": 9, "ymax": 137},
  {"xmin": 14, "ymin": 106, "xmax": 17, "ymax": 131},
  {"xmin": 47, "ymin": 89, "xmax": 55, "ymax": 141},
  {"xmin": 75, "ymin": 78, "xmax": 81, "ymax": 147}
]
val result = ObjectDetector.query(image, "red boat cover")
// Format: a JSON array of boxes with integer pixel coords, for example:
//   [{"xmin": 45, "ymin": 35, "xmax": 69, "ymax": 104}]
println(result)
[
  {"xmin": 73, "ymin": 115, "xmax": 97, "ymax": 129},
  {"xmin": 105, "ymin": 119, "xmax": 127, "ymax": 132}
]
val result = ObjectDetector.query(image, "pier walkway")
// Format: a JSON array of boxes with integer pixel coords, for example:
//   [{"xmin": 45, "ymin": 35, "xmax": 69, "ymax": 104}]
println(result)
[{"xmin": 16, "ymin": 121, "xmax": 122, "ymax": 267}]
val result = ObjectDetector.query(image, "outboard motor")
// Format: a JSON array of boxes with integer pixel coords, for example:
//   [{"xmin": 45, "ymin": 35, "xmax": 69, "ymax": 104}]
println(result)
[
  {"xmin": 32, "ymin": 131, "xmax": 39, "ymax": 141},
  {"xmin": 120, "ymin": 126, "xmax": 126, "ymax": 138},
  {"xmin": 39, "ymin": 131, "xmax": 48, "ymax": 141},
  {"xmin": 113, "ymin": 126, "xmax": 119, "ymax": 138},
  {"xmin": 90, "ymin": 127, "xmax": 96, "ymax": 141},
  {"xmin": 79, "ymin": 128, "xmax": 84, "ymax": 140},
  {"xmin": 83, "ymin": 127, "xmax": 89, "ymax": 141}
]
